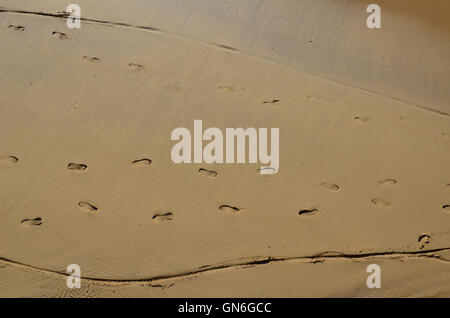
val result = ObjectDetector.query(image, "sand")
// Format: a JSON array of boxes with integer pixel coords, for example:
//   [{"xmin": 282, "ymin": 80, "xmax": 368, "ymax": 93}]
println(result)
[{"xmin": 0, "ymin": 0, "xmax": 449, "ymax": 297}]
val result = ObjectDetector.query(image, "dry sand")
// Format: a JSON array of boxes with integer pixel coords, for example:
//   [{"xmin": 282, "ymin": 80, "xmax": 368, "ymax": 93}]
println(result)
[{"xmin": 0, "ymin": 0, "xmax": 449, "ymax": 297}]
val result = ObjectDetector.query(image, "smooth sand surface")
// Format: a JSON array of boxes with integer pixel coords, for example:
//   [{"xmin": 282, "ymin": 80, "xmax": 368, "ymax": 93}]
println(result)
[{"xmin": 0, "ymin": 0, "xmax": 449, "ymax": 297}]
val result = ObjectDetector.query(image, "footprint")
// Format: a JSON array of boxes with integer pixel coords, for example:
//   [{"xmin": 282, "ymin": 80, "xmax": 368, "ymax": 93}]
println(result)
[
  {"xmin": 165, "ymin": 86, "xmax": 184, "ymax": 93},
  {"xmin": 399, "ymin": 116, "xmax": 412, "ymax": 124},
  {"xmin": 320, "ymin": 182, "xmax": 340, "ymax": 192},
  {"xmin": 78, "ymin": 201, "xmax": 99, "ymax": 213},
  {"xmin": 443, "ymin": 205, "xmax": 450, "ymax": 212},
  {"xmin": 418, "ymin": 234, "xmax": 431, "ymax": 249},
  {"xmin": 21, "ymin": 217, "xmax": 42, "ymax": 226},
  {"xmin": 446, "ymin": 184, "xmax": 450, "ymax": 191},
  {"xmin": 0, "ymin": 156, "xmax": 19, "ymax": 164},
  {"xmin": 131, "ymin": 159, "xmax": 152, "ymax": 166},
  {"xmin": 263, "ymin": 99, "xmax": 280, "ymax": 104},
  {"xmin": 129, "ymin": 63, "xmax": 145, "ymax": 71},
  {"xmin": 56, "ymin": 11, "xmax": 69, "ymax": 17},
  {"xmin": 377, "ymin": 179, "xmax": 397, "ymax": 187},
  {"xmin": 311, "ymin": 259, "xmax": 324, "ymax": 264},
  {"xmin": 217, "ymin": 86, "xmax": 244, "ymax": 93},
  {"xmin": 354, "ymin": 116, "xmax": 372, "ymax": 123},
  {"xmin": 8, "ymin": 25, "xmax": 25, "ymax": 31},
  {"xmin": 52, "ymin": 31, "xmax": 68, "ymax": 40},
  {"xmin": 198, "ymin": 168, "xmax": 217, "ymax": 178},
  {"xmin": 442, "ymin": 132, "xmax": 450, "ymax": 139},
  {"xmin": 219, "ymin": 205, "xmax": 240, "ymax": 214},
  {"xmin": 257, "ymin": 167, "xmax": 277, "ymax": 174},
  {"xmin": 70, "ymin": 101, "xmax": 79, "ymax": 111},
  {"xmin": 298, "ymin": 208, "xmax": 319, "ymax": 216},
  {"xmin": 67, "ymin": 163, "xmax": 87, "ymax": 171},
  {"xmin": 152, "ymin": 212, "xmax": 173, "ymax": 223},
  {"xmin": 306, "ymin": 95, "xmax": 323, "ymax": 103},
  {"xmin": 217, "ymin": 44, "xmax": 238, "ymax": 51},
  {"xmin": 82, "ymin": 56, "xmax": 101, "ymax": 63},
  {"xmin": 371, "ymin": 199, "xmax": 392, "ymax": 208}
]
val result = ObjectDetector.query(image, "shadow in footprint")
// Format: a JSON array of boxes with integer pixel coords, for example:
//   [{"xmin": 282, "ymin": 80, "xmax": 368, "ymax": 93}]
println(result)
[
  {"xmin": 153, "ymin": 212, "xmax": 173, "ymax": 223},
  {"xmin": 418, "ymin": 234, "xmax": 431, "ymax": 249},
  {"xmin": 298, "ymin": 208, "xmax": 319, "ymax": 216},
  {"xmin": 443, "ymin": 205, "xmax": 450, "ymax": 212},
  {"xmin": 263, "ymin": 99, "xmax": 280, "ymax": 104},
  {"xmin": 217, "ymin": 44, "xmax": 238, "ymax": 52},
  {"xmin": 354, "ymin": 116, "xmax": 372, "ymax": 123},
  {"xmin": 0, "ymin": 156, "xmax": 19, "ymax": 164},
  {"xmin": 9, "ymin": 25, "xmax": 25, "ymax": 31},
  {"xmin": 371, "ymin": 199, "xmax": 392, "ymax": 208},
  {"xmin": 52, "ymin": 31, "xmax": 68, "ymax": 40},
  {"xmin": 129, "ymin": 63, "xmax": 145, "ymax": 71},
  {"xmin": 320, "ymin": 182, "xmax": 340, "ymax": 192},
  {"xmin": 378, "ymin": 179, "xmax": 397, "ymax": 187},
  {"xmin": 198, "ymin": 168, "xmax": 217, "ymax": 178},
  {"xmin": 82, "ymin": 56, "xmax": 101, "ymax": 63},
  {"xmin": 21, "ymin": 217, "xmax": 42, "ymax": 226},
  {"xmin": 78, "ymin": 201, "xmax": 98, "ymax": 213},
  {"xmin": 219, "ymin": 205, "xmax": 240, "ymax": 214},
  {"xmin": 68, "ymin": 163, "xmax": 87, "ymax": 171},
  {"xmin": 131, "ymin": 159, "xmax": 152, "ymax": 166}
]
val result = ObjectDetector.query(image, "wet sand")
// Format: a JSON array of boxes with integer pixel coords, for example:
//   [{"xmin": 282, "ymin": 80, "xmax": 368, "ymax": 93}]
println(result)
[{"xmin": 0, "ymin": 0, "xmax": 449, "ymax": 297}]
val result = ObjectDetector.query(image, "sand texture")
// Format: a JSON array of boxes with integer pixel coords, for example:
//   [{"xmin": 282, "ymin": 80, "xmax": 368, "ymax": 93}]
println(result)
[{"xmin": 0, "ymin": 0, "xmax": 449, "ymax": 297}]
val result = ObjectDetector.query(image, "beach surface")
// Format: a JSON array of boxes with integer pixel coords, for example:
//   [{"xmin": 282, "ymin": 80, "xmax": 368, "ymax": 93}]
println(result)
[{"xmin": 0, "ymin": 0, "xmax": 449, "ymax": 297}]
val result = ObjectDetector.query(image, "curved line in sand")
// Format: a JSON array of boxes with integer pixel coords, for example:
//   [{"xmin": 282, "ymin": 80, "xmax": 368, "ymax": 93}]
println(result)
[
  {"xmin": 0, "ymin": 7, "xmax": 448, "ymax": 117},
  {"xmin": 1, "ymin": 248, "xmax": 449, "ymax": 285}
]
